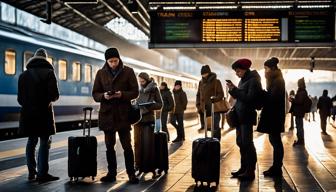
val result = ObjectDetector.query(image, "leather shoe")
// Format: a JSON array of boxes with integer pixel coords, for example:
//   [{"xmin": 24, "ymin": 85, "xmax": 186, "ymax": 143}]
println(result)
[
  {"xmin": 263, "ymin": 167, "xmax": 282, "ymax": 177},
  {"xmin": 237, "ymin": 171, "xmax": 255, "ymax": 181},
  {"xmin": 100, "ymin": 174, "xmax": 116, "ymax": 182},
  {"xmin": 231, "ymin": 169, "xmax": 245, "ymax": 178},
  {"xmin": 128, "ymin": 174, "xmax": 139, "ymax": 184},
  {"xmin": 37, "ymin": 174, "xmax": 59, "ymax": 184}
]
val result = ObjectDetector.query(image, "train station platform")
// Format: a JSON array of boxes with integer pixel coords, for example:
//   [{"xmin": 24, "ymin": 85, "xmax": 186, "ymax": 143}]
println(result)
[{"xmin": 1, "ymin": 116, "xmax": 336, "ymax": 192}]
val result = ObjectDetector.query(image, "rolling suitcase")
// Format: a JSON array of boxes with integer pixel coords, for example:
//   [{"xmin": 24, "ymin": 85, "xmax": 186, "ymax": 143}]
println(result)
[
  {"xmin": 68, "ymin": 107, "xmax": 97, "ymax": 181},
  {"xmin": 192, "ymin": 100, "xmax": 220, "ymax": 187},
  {"xmin": 154, "ymin": 118, "xmax": 169, "ymax": 174},
  {"xmin": 137, "ymin": 123, "xmax": 156, "ymax": 175}
]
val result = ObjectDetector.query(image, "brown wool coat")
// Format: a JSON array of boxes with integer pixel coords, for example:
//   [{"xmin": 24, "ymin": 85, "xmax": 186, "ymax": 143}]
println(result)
[
  {"xmin": 92, "ymin": 62, "xmax": 139, "ymax": 132},
  {"xmin": 196, "ymin": 72, "xmax": 224, "ymax": 114}
]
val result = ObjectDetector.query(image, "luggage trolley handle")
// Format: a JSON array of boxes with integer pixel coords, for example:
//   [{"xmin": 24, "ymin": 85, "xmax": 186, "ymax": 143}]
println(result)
[
  {"xmin": 83, "ymin": 107, "xmax": 93, "ymax": 136},
  {"xmin": 204, "ymin": 97, "xmax": 216, "ymax": 138}
]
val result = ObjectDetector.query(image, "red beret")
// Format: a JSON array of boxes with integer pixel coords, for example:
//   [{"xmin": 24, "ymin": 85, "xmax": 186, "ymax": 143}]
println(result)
[{"xmin": 232, "ymin": 58, "xmax": 252, "ymax": 70}]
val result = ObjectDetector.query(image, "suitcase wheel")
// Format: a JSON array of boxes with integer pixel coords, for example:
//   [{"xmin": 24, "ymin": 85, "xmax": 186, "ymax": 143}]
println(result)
[
  {"xmin": 75, "ymin": 177, "xmax": 79, "ymax": 182},
  {"xmin": 92, "ymin": 176, "xmax": 95, "ymax": 181},
  {"xmin": 164, "ymin": 169, "xmax": 168, "ymax": 174},
  {"xmin": 70, "ymin": 177, "xmax": 73, "ymax": 182}
]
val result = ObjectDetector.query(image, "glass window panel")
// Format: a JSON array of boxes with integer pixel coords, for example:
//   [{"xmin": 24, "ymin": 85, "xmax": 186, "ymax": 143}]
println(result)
[
  {"xmin": 58, "ymin": 59, "xmax": 67, "ymax": 80},
  {"xmin": 84, "ymin": 64, "xmax": 91, "ymax": 83},
  {"xmin": 5, "ymin": 50, "xmax": 16, "ymax": 75},
  {"xmin": 72, "ymin": 62, "xmax": 81, "ymax": 81},
  {"xmin": 23, "ymin": 51, "xmax": 33, "ymax": 71}
]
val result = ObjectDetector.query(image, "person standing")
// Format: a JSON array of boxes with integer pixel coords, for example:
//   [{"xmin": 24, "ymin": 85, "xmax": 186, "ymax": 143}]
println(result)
[
  {"xmin": 171, "ymin": 80, "xmax": 188, "ymax": 142},
  {"xmin": 159, "ymin": 82, "xmax": 174, "ymax": 141},
  {"xmin": 196, "ymin": 65, "xmax": 224, "ymax": 141},
  {"xmin": 257, "ymin": 57, "xmax": 286, "ymax": 177},
  {"xmin": 288, "ymin": 90, "xmax": 296, "ymax": 130},
  {"xmin": 332, "ymin": 95, "xmax": 336, "ymax": 124},
  {"xmin": 310, "ymin": 96, "xmax": 318, "ymax": 122},
  {"xmin": 92, "ymin": 47, "xmax": 139, "ymax": 183},
  {"xmin": 290, "ymin": 78, "xmax": 308, "ymax": 146},
  {"xmin": 227, "ymin": 59, "xmax": 261, "ymax": 180},
  {"xmin": 317, "ymin": 90, "xmax": 332, "ymax": 134},
  {"xmin": 134, "ymin": 73, "xmax": 162, "ymax": 176},
  {"xmin": 18, "ymin": 48, "xmax": 60, "ymax": 183}
]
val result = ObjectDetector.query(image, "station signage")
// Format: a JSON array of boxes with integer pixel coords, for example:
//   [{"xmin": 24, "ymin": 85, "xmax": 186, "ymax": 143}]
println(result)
[{"xmin": 149, "ymin": 10, "xmax": 334, "ymax": 47}]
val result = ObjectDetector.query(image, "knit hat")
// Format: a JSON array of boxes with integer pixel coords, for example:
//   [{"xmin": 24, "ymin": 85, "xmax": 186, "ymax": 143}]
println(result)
[
  {"xmin": 105, "ymin": 47, "xmax": 120, "ymax": 60},
  {"xmin": 175, "ymin": 80, "xmax": 182, "ymax": 86},
  {"xmin": 264, "ymin": 57, "xmax": 279, "ymax": 68},
  {"xmin": 161, "ymin": 82, "xmax": 168, "ymax": 87},
  {"xmin": 201, "ymin": 65, "xmax": 211, "ymax": 75},
  {"xmin": 232, "ymin": 58, "xmax": 252, "ymax": 70},
  {"xmin": 138, "ymin": 72, "xmax": 150, "ymax": 82},
  {"xmin": 34, "ymin": 48, "xmax": 47, "ymax": 59}
]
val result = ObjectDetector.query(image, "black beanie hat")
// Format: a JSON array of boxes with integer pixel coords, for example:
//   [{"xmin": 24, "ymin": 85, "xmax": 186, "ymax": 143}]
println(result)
[
  {"xmin": 175, "ymin": 80, "xmax": 182, "ymax": 86},
  {"xmin": 161, "ymin": 82, "xmax": 168, "ymax": 87},
  {"xmin": 201, "ymin": 65, "xmax": 211, "ymax": 75},
  {"xmin": 264, "ymin": 57, "xmax": 279, "ymax": 68},
  {"xmin": 138, "ymin": 72, "xmax": 150, "ymax": 82},
  {"xmin": 105, "ymin": 47, "xmax": 120, "ymax": 60}
]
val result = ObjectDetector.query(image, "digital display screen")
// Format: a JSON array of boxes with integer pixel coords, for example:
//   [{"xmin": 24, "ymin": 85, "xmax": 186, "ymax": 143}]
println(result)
[{"xmin": 150, "ymin": 10, "xmax": 334, "ymax": 47}]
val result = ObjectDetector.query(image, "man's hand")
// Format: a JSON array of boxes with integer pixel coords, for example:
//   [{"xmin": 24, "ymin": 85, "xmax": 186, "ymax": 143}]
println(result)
[
  {"xmin": 104, "ymin": 92, "xmax": 113, "ymax": 100},
  {"xmin": 111, "ymin": 91, "xmax": 122, "ymax": 98},
  {"xmin": 226, "ymin": 82, "xmax": 236, "ymax": 90}
]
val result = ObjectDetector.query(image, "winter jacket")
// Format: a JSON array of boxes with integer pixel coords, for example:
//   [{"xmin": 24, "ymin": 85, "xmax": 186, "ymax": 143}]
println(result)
[
  {"xmin": 173, "ymin": 88, "xmax": 188, "ymax": 114},
  {"xmin": 291, "ymin": 79, "xmax": 308, "ymax": 118},
  {"xmin": 160, "ymin": 88, "xmax": 174, "ymax": 112},
  {"xmin": 317, "ymin": 94, "xmax": 332, "ymax": 116}
]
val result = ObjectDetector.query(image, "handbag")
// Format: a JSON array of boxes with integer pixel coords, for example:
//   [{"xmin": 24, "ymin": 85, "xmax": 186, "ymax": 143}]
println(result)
[
  {"xmin": 225, "ymin": 107, "xmax": 239, "ymax": 128},
  {"xmin": 213, "ymin": 81, "xmax": 230, "ymax": 113}
]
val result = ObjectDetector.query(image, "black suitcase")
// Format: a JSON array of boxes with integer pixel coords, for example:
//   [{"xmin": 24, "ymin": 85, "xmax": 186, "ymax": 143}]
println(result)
[
  {"xmin": 137, "ymin": 124, "xmax": 156, "ymax": 174},
  {"xmin": 154, "ymin": 130, "xmax": 169, "ymax": 174},
  {"xmin": 192, "ymin": 100, "xmax": 220, "ymax": 187},
  {"xmin": 68, "ymin": 107, "xmax": 97, "ymax": 181}
]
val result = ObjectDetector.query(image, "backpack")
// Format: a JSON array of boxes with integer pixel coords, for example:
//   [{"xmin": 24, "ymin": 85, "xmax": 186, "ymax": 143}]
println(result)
[{"xmin": 303, "ymin": 95, "xmax": 312, "ymax": 113}]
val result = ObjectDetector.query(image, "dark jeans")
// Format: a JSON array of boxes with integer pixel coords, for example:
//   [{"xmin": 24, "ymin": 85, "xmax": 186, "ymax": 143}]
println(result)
[
  {"xmin": 26, "ymin": 136, "xmax": 51, "ymax": 177},
  {"xmin": 199, "ymin": 111, "xmax": 221, "ymax": 140},
  {"xmin": 295, "ymin": 117, "xmax": 304, "ymax": 142},
  {"xmin": 236, "ymin": 124, "xmax": 257, "ymax": 172},
  {"xmin": 161, "ymin": 111, "xmax": 170, "ymax": 140},
  {"xmin": 170, "ymin": 113, "xmax": 185, "ymax": 140},
  {"xmin": 269, "ymin": 133, "xmax": 284, "ymax": 170},
  {"xmin": 104, "ymin": 130, "xmax": 135, "ymax": 177},
  {"xmin": 320, "ymin": 114, "xmax": 328, "ymax": 132},
  {"xmin": 290, "ymin": 113, "xmax": 294, "ymax": 128}
]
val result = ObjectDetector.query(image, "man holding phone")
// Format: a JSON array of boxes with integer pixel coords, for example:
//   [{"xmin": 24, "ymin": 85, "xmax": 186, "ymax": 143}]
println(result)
[{"xmin": 92, "ymin": 47, "xmax": 139, "ymax": 184}]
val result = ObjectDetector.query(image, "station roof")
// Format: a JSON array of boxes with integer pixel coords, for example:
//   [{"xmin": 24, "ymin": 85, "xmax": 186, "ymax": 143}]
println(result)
[{"xmin": 3, "ymin": 0, "xmax": 336, "ymax": 71}]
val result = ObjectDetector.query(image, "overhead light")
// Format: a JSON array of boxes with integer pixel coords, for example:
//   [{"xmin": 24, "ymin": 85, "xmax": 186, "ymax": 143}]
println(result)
[
  {"xmin": 163, "ymin": 6, "xmax": 197, "ymax": 10},
  {"xmin": 41, "ymin": 0, "xmax": 52, "ymax": 24},
  {"xmin": 242, "ymin": 5, "xmax": 292, "ymax": 9},
  {"xmin": 127, "ymin": 0, "xmax": 139, "ymax": 14},
  {"xmin": 310, "ymin": 56, "xmax": 315, "ymax": 72},
  {"xmin": 198, "ymin": 6, "xmax": 238, "ymax": 9},
  {"xmin": 63, "ymin": 0, "xmax": 98, "ymax": 4},
  {"xmin": 298, "ymin": 5, "xmax": 331, "ymax": 8}
]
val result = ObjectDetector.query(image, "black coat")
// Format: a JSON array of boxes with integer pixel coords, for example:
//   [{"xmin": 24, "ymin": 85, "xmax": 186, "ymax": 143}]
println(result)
[
  {"xmin": 160, "ymin": 88, "xmax": 174, "ymax": 112},
  {"xmin": 173, "ymin": 88, "xmax": 188, "ymax": 114},
  {"xmin": 291, "ymin": 88, "xmax": 308, "ymax": 118},
  {"xmin": 18, "ymin": 57, "xmax": 59, "ymax": 136},
  {"xmin": 257, "ymin": 69, "xmax": 286, "ymax": 133},
  {"xmin": 229, "ymin": 70, "xmax": 262, "ymax": 125},
  {"xmin": 317, "ymin": 95, "xmax": 332, "ymax": 116}
]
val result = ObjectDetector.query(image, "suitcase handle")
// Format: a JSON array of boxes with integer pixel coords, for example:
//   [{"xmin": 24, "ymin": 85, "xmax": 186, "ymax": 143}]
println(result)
[
  {"xmin": 204, "ymin": 97, "xmax": 216, "ymax": 138},
  {"xmin": 83, "ymin": 107, "xmax": 93, "ymax": 136}
]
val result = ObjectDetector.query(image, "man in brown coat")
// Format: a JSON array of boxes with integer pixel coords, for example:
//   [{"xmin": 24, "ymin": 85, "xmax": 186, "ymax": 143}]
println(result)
[
  {"xmin": 196, "ymin": 65, "xmax": 224, "ymax": 140},
  {"xmin": 171, "ymin": 80, "xmax": 188, "ymax": 142},
  {"xmin": 92, "ymin": 48, "xmax": 139, "ymax": 183}
]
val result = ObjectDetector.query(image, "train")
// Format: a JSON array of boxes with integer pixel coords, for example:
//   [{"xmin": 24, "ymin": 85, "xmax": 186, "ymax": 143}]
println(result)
[{"xmin": 0, "ymin": 22, "xmax": 199, "ymax": 139}]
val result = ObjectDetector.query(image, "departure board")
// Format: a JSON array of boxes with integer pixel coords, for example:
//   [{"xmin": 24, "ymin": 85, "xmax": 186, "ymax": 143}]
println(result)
[
  {"xmin": 245, "ymin": 18, "xmax": 281, "ymax": 42},
  {"xmin": 202, "ymin": 19, "xmax": 243, "ymax": 42},
  {"xmin": 149, "ymin": 10, "xmax": 334, "ymax": 47}
]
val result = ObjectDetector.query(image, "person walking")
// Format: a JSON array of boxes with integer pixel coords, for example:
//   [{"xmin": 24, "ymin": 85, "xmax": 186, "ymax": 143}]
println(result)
[
  {"xmin": 257, "ymin": 57, "xmax": 286, "ymax": 177},
  {"xmin": 159, "ymin": 82, "xmax": 174, "ymax": 141},
  {"xmin": 310, "ymin": 96, "xmax": 318, "ymax": 122},
  {"xmin": 92, "ymin": 47, "xmax": 139, "ymax": 183},
  {"xmin": 227, "ymin": 59, "xmax": 262, "ymax": 180},
  {"xmin": 171, "ymin": 80, "xmax": 188, "ymax": 142},
  {"xmin": 18, "ymin": 48, "xmax": 60, "ymax": 183},
  {"xmin": 317, "ymin": 90, "xmax": 332, "ymax": 134}
]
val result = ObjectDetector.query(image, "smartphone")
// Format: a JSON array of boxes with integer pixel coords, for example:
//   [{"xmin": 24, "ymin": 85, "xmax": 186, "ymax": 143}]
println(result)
[
  {"xmin": 226, "ymin": 80, "xmax": 232, "ymax": 84},
  {"xmin": 107, "ymin": 91, "xmax": 115, "ymax": 95}
]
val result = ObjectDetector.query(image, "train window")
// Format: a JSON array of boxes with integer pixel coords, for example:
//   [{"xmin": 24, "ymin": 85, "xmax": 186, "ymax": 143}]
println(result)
[
  {"xmin": 72, "ymin": 61, "xmax": 81, "ymax": 81},
  {"xmin": 84, "ymin": 64, "xmax": 92, "ymax": 83},
  {"xmin": 23, "ymin": 51, "xmax": 34, "ymax": 70},
  {"xmin": 58, "ymin": 59, "xmax": 67, "ymax": 80},
  {"xmin": 5, "ymin": 50, "xmax": 16, "ymax": 75}
]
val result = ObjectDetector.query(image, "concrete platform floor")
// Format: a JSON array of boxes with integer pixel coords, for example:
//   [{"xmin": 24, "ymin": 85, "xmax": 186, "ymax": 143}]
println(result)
[{"xmin": 1, "ymin": 116, "xmax": 336, "ymax": 192}]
